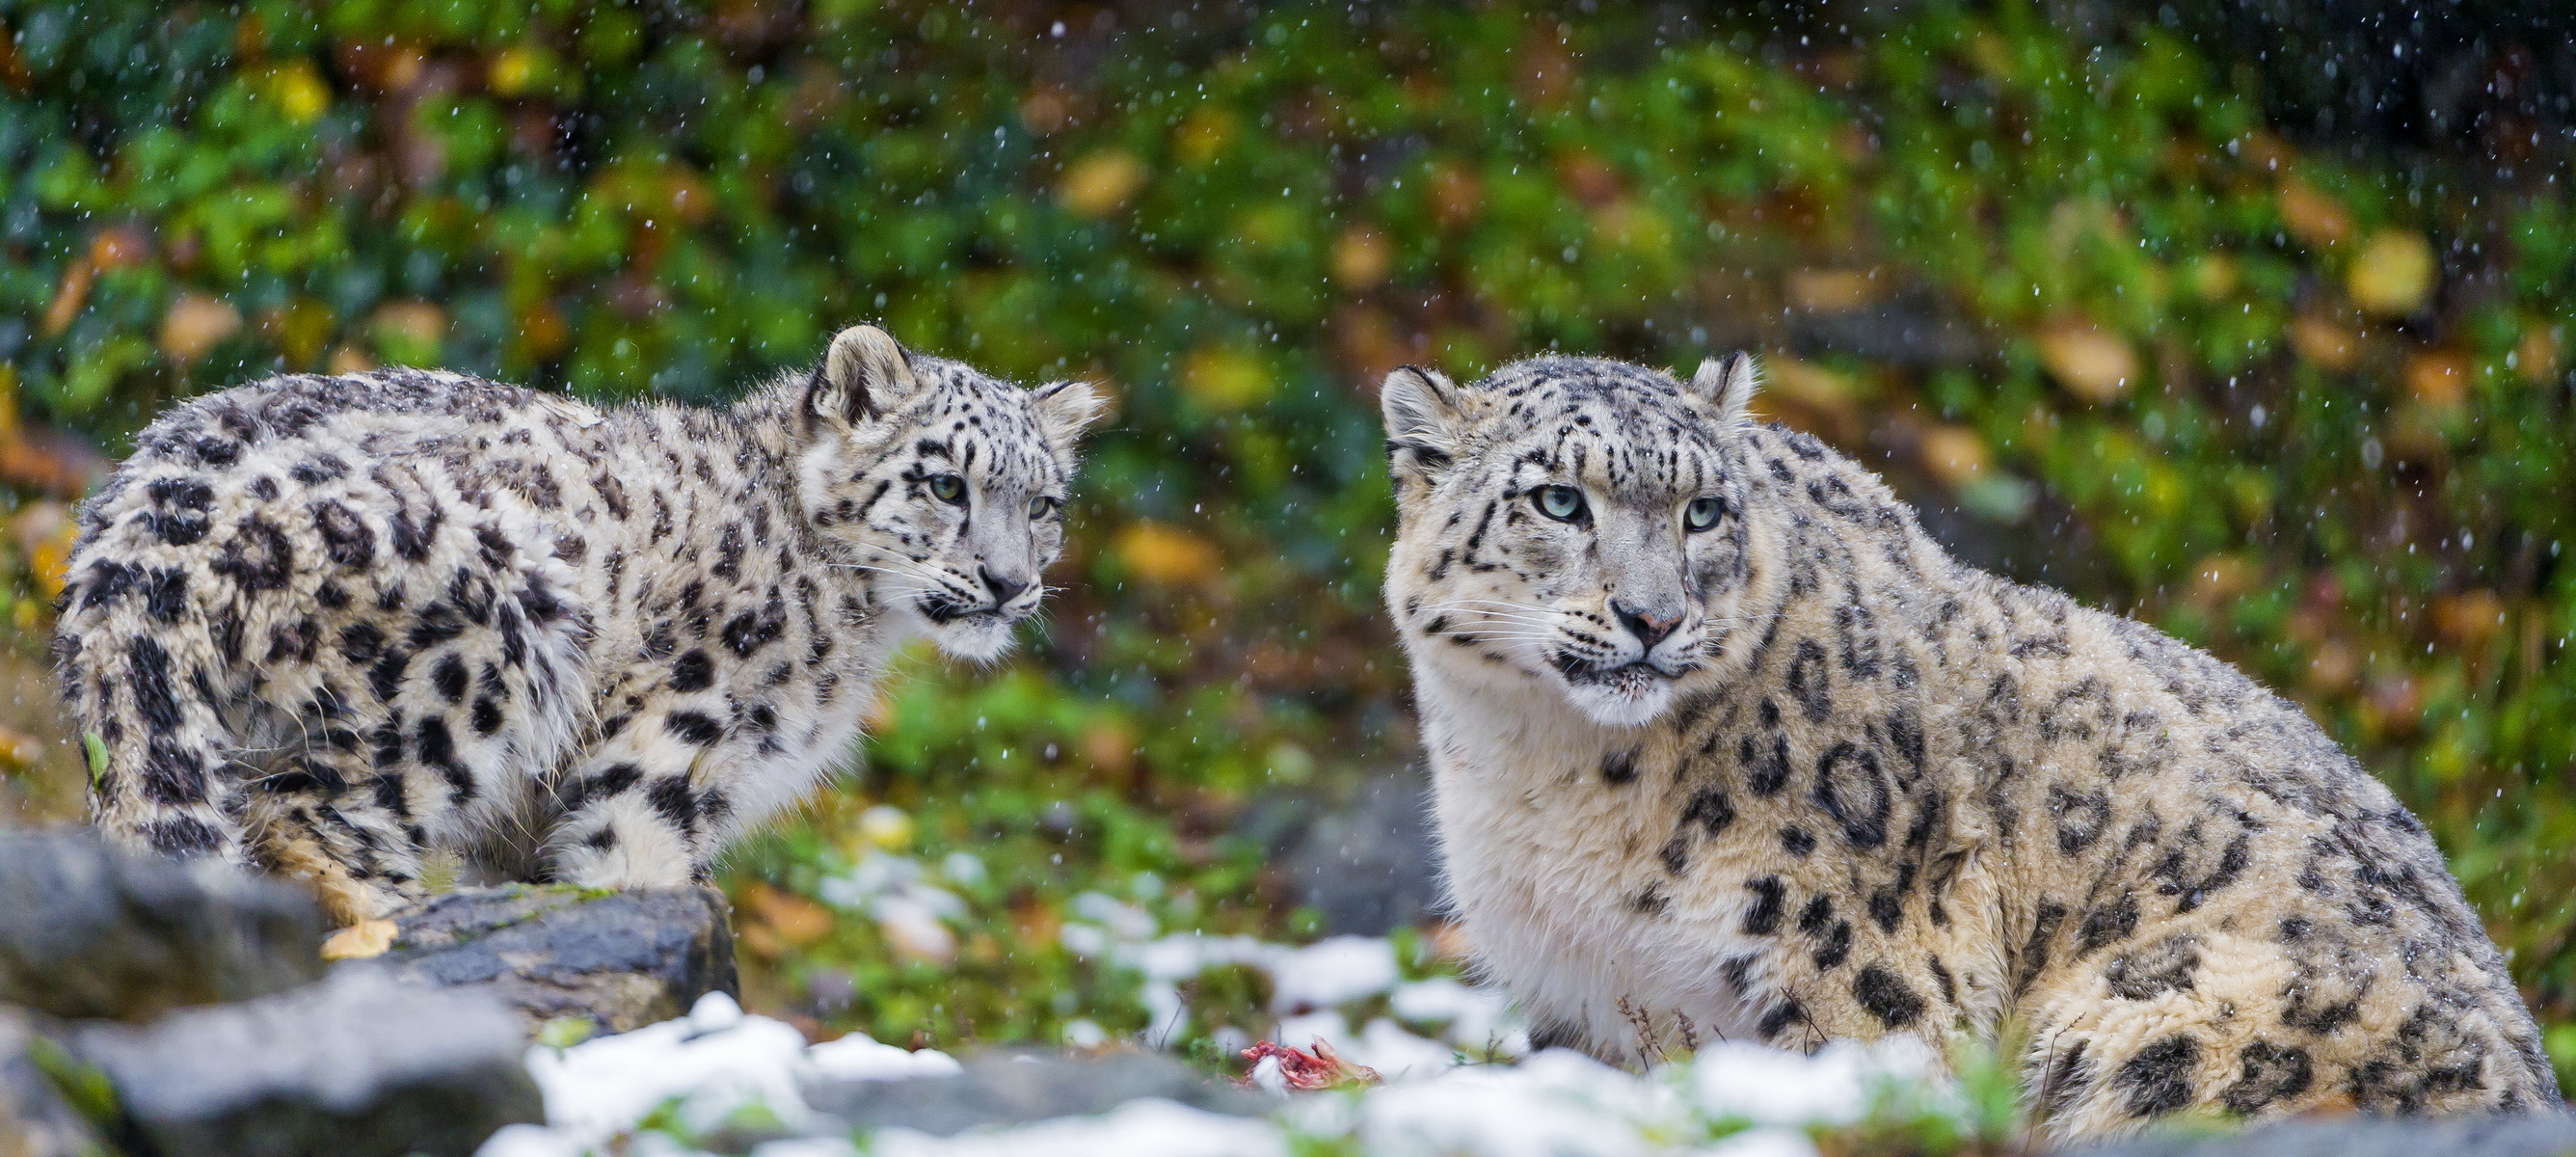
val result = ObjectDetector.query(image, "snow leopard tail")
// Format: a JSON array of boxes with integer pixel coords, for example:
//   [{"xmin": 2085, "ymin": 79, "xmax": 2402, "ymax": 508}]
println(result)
[{"xmin": 52, "ymin": 523, "xmax": 251, "ymax": 866}]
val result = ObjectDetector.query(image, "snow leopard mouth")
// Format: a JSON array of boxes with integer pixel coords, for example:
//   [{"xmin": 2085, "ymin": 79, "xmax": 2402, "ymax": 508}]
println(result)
[
  {"xmin": 1550, "ymin": 654, "xmax": 1675, "ymax": 695},
  {"xmin": 920, "ymin": 597, "xmax": 1015, "ymax": 626}
]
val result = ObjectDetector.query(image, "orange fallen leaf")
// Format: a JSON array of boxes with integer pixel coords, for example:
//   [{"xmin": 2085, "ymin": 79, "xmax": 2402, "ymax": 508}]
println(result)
[
  {"xmin": 743, "ymin": 882, "xmax": 835, "ymax": 950},
  {"xmin": 2403, "ymin": 350, "xmax": 2470, "ymax": 408},
  {"xmin": 2277, "ymin": 181, "xmax": 2351, "ymax": 248},
  {"xmin": 161, "ymin": 293, "xmax": 243, "ymax": 363},
  {"xmin": 2289, "ymin": 315, "xmax": 2361, "ymax": 371},
  {"xmin": 2036, "ymin": 321, "xmax": 2138, "ymax": 404},
  {"xmin": 40, "ymin": 260, "xmax": 92, "ymax": 337},
  {"xmin": 321, "ymin": 919, "xmax": 398, "ymax": 960},
  {"xmin": 1916, "ymin": 424, "xmax": 1989, "ymax": 489}
]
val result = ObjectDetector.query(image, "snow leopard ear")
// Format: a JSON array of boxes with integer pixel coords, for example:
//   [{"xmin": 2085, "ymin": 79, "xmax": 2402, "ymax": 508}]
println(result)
[
  {"xmin": 1381, "ymin": 365, "xmax": 1472, "ymax": 479},
  {"xmin": 1689, "ymin": 352, "xmax": 1759, "ymax": 424},
  {"xmin": 806, "ymin": 324, "xmax": 920, "ymax": 431},
  {"xmin": 1029, "ymin": 379, "xmax": 1111, "ymax": 446}
]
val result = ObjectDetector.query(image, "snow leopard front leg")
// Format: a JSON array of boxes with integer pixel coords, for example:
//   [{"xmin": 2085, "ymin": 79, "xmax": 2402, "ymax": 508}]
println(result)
[{"xmin": 543, "ymin": 706, "xmax": 742, "ymax": 887}]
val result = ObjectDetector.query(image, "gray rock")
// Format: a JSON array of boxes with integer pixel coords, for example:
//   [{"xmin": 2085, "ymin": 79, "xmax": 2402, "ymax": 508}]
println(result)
[
  {"xmin": 2069, "ymin": 1114, "xmax": 2576, "ymax": 1157},
  {"xmin": 0, "ymin": 1009, "xmax": 109, "ymax": 1157},
  {"xmin": 0, "ymin": 827, "xmax": 328, "ymax": 1022},
  {"xmin": 69, "ymin": 965, "xmax": 540, "ymax": 1157},
  {"xmin": 1248, "ymin": 767, "xmax": 1440, "ymax": 936},
  {"xmin": 803, "ymin": 1048, "xmax": 1270, "ymax": 1138},
  {"xmin": 378, "ymin": 884, "xmax": 738, "ymax": 1034}
]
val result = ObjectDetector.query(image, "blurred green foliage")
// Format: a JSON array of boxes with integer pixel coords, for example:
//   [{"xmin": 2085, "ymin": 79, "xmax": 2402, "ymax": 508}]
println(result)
[{"xmin": 0, "ymin": 0, "xmax": 2571, "ymax": 1088}]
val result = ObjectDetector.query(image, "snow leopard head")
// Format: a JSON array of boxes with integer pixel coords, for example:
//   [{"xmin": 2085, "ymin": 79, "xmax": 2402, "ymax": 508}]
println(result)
[
  {"xmin": 1381, "ymin": 353, "xmax": 1763, "ymax": 727},
  {"xmin": 795, "ymin": 325, "xmax": 1108, "ymax": 662}
]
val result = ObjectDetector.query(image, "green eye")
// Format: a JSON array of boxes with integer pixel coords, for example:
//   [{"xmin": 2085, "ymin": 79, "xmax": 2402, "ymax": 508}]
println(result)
[
  {"xmin": 927, "ymin": 474, "xmax": 967, "ymax": 505},
  {"xmin": 1028, "ymin": 496, "xmax": 1060, "ymax": 519},
  {"xmin": 1685, "ymin": 497, "xmax": 1725, "ymax": 531},
  {"xmin": 1534, "ymin": 485, "xmax": 1586, "ymax": 523}
]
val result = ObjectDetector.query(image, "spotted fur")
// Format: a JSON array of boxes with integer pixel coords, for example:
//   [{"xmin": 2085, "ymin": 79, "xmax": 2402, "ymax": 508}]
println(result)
[
  {"xmin": 1381, "ymin": 354, "xmax": 2556, "ymax": 1140},
  {"xmin": 58, "ymin": 326, "xmax": 1105, "ymax": 924}
]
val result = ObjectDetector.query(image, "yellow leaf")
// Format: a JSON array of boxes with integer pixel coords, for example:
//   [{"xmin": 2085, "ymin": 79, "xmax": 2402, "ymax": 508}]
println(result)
[
  {"xmin": 1058, "ymin": 150, "xmax": 1147, "ymax": 218},
  {"xmin": 488, "ymin": 43, "xmax": 547, "ymax": 97},
  {"xmin": 1171, "ymin": 108, "xmax": 1235, "ymax": 166},
  {"xmin": 2186, "ymin": 254, "xmax": 2240, "ymax": 300},
  {"xmin": 1330, "ymin": 226, "xmax": 1392, "ymax": 289},
  {"xmin": 1785, "ymin": 269, "xmax": 1881, "ymax": 314},
  {"xmin": 320, "ymin": 919, "xmax": 398, "ymax": 960},
  {"xmin": 270, "ymin": 60, "xmax": 332, "ymax": 125},
  {"xmin": 2348, "ymin": 229, "xmax": 2436, "ymax": 316},
  {"xmin": 2516, "ymin": 322, "xmax": 2563, "ymax": 385},
  {"xmin": 1114, "ymin": 522, "xmax": 1220, "ymax": 586},
  {"xmin": 1179, "ymin": 346, "xmax": 1271, "ymax": 410}
]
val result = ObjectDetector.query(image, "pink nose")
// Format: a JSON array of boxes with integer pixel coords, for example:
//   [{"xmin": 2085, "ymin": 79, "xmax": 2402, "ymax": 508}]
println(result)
[{"xmin": 1612, "ymin": 601, "xmax": 1679, "ymax": 649}]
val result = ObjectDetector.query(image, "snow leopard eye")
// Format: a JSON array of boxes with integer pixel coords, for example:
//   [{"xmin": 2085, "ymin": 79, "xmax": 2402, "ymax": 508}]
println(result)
[
  {"xmin": 1533, "ymin": 485, "xmax": 1586, "ymax": 523},
  {"xmin": 1685, "ymin": 497, "xmax": 1725, "ymax": 531},
  {"xmin": 927, "ymin": 474, "xmax": 968, "ymax": 505},
  {"xmin": 1028, "ymin": 496, "xmax": 1060, "ymax": 520}
]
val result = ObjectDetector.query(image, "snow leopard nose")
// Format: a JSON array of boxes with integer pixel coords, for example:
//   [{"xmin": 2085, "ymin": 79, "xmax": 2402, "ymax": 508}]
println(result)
[
  {"xmin": 1610, "ymin": 600, "xmax": 1680, "ymax": 650},
  {"xmin": 979, "ymin": 566, "xmax": 1031, "ymax": 606}
]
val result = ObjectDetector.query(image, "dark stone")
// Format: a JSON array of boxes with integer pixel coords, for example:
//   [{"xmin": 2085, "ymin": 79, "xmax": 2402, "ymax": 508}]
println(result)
[
  {"xmin": 1239, "ymin": 767, "xmax": 1437, "ymax": 936},
  {"xmin": 68, "ymin": 966, "xmax": 540, "ymax": 1157},
  {"xmin": 802, "ymin": 1048, "xmax": 1269, "ymax": 1138},
  {"xmin": 0, "ymin": 828, "xmax": 328, "ymax": 1021},
  {"xmin": 2066, "ymin": 1114, "xmax": 2576, "ymax": 1157},
  {"xmin": 377, "ymin": 884, "xmax": 738, "ymax": 1034}
]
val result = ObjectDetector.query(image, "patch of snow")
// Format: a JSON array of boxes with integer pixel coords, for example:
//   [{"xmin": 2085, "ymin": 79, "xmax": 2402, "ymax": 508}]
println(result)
[
  {"xmin": 484, "ymin": 992, "xmax": 958, "ymax": 1157},
  {"xmin": 1267, "ymin": 935, "xmax": 1401, "ymax": 1012},
  {"xmin": 1689, "ymin": 1037, "xmax": 1936, "ymax": 1128},
  {"xmin": 1340, "ymin": 1049, "xmax": 1693, "ymax": 1157},
  {"xmin": 807, "ymin": 1032, "xmax": 964, "ymax": 1083},
  {"xmin": 864, "ymin": 1098, "xmax": 1288, "ymax": 1157},
  {"xmin": 1389, "ymin": 977, "xmax": 1518, "ymax": 1054}
]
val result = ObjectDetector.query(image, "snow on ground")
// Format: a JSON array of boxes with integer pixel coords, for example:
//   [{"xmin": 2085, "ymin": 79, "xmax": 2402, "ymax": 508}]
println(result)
[
  {"xmin": 1051, "ymin": 878, "xmax": 1526, "ymax": 1073},
  {"xmin": 479, "ymin": 993, "xmax": 1948, "ymax": 1157},
  {"xmin": 480, "ymin": 985, "xmax": 1949, "ymax": 1157},
  {"xmin": 482, "ymin": 854, "xmax": 1965, "ymax": 1156}
]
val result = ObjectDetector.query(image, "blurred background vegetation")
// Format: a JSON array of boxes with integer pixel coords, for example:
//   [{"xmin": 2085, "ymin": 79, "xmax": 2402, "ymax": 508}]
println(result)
[{"xmin": 1, "ymin": 0, "xmax": 2572, "ymax": 1089}]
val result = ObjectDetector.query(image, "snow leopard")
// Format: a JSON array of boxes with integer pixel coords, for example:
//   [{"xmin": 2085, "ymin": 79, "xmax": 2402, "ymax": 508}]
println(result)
[
  {"xmin": 1380, "ymin": 353, "xmax": 2557, "ymax": 1139},
  {"xmin": 56, "ymin": 325, "xmax": 1105, "ymax": 924}
]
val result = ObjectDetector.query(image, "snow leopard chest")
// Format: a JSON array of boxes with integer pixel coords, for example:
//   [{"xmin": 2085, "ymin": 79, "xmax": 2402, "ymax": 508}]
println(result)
[{"xmin": 1429, "ymin": 720, "xmax": 1769, "ymax": 1058}]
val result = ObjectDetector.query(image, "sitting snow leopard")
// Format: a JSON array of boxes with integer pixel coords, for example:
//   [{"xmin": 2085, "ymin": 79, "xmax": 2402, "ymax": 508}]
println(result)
[
  {"xmin": 56, "ymin": 325, "xmax": 1105, "ymax": 924},
  {"xmin": 1380, "ymin": 354, "xmax": 2557, "ymax": 1139}
]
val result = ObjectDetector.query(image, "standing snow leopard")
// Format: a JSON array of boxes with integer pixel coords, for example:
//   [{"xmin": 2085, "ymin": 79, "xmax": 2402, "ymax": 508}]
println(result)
[
  {"xmin": 1380, "ymin": 354, "xmax": 2556, "ymax": 1139},
  {"xmin": 56, "ymin": 325, "xmax": 1105, "ymax": 924}
]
